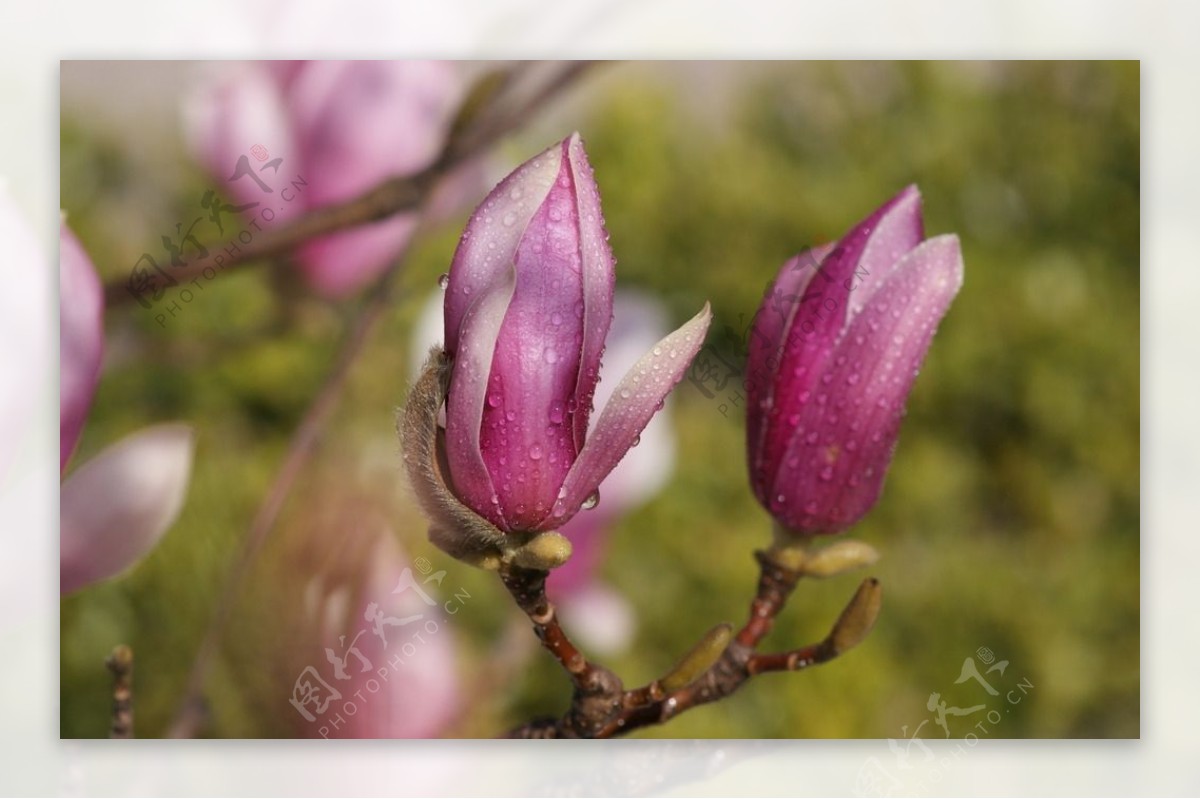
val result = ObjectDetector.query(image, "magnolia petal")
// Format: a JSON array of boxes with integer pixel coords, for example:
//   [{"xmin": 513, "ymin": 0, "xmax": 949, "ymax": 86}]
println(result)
[
  {"xmin": 745, "ymin": 243, "xmax": 833, "ymax": 484},
  {"xmin": 754, "ymin": 186, "xmax": 924, "ymax": 503},
  {"xmin": 443, "ymin": 271, "xmax": 516, "ymax": 529},
  {"xmin": 60, "ymin": 424, "xmax": 195, "ymax": 594},
  {"xmin": 846, "ymin": 185, "xmax": 925, "ymax": 320},
  {"xmin": 770, "ymin": 235, "xmax": 963, "ymax": 533},
  {"xmin": 477, "ymin": 149, "xmax": 591, "ymax": 530},
  {"xmin": 565, "ymin": 132, "xmax": 616, "ymax": 451},
  {"xmin": 59, "ymin": 224, "xmax": 104, "ymax": 470},
  {"xmin": 550, "ymin": 303, "xmax": 712, "ymax": 526},
  {"xmin": 443, "ymin": 139, "xmax": 562, "ymax": 355},
  {"xmin": 296, "ymin": 215, "xmax": 420, "ymax": 298}
]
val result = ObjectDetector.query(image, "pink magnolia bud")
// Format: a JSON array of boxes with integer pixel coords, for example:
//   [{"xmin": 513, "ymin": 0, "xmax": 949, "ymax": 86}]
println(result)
[
  {"xmin": 442, "ymin": 134, "xmax": 711, "ymax": 533},
  {"xmin": 60, "ymin": 223, "xmax": 104, "ymax": 470},
  {"xmin": 60, "ymin": 424, "xmax": 195, "ymax": 594},
  {"xmin": 746, "ymin": 186, "xmax": 964, "ymax": 535}
]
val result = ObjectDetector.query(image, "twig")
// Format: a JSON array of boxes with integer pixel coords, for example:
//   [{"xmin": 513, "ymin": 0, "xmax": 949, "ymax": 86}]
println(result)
[
  {"xmin": 105, "ymin": 645, "xmax": 134, "ymax": 739},
  {"xmin": 503, "ymin": 548, "xmax": 882, "ymax": 738},
  {"xmin": 165, "ymin": 61, "xmax": 597, "ymax": 738}
]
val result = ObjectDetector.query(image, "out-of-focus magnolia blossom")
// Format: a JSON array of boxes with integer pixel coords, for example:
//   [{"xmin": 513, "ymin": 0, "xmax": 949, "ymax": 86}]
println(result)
[
  {"xmin": 411, "ymin": 289, "xmax": 677, "ymax": 653},
  {"xmin": 185, "ymin": 60, "xmax": 463, "ymax": 298},
  {"xmin": 746, "ymin": 185, "xmax": 964, "ymax": 535},
  {"xmin": 61, "ymin": 424, "xmax": 195, "ymax": 594},
  {"xmin": 440, "ymin": 133, "xmax": 710, "ymax": 534},
  {"xmin": 59, "ymin": 226, "xmax": 195, "ymax": 594},
  {"xmin": 60, "ymin": 223, "xmax": 103, "ymax": 470},
  {"xmin": 300, "ymin": 527, "xmax": 460, "ymax": 738}
]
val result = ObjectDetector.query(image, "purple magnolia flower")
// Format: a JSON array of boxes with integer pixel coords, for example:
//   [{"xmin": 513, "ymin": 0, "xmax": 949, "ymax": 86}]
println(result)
[
  {"xmin": 60, "ymin": 222, "xmax": 104, "ymax": 470},
  {"xmin": 442, "ymin": 133, "xmax": 711, "ymax": 533},
  {"xmin": 186, "ymin": 60, "xmax": 462, "ymax": 298},
  {"xmin": 746, "ymin": 185, "xmax": 963, "ymax": 535}
]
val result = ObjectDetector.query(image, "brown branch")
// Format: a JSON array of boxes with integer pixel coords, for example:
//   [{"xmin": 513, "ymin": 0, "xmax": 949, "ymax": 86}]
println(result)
[
  {"xmin": 503, "ymin": 546, "xmax": 882, "ymax": 739},
  {"xmin": 105, "ymin": 645, "xmax": 134, "ymax": 739},
  {"xmin": 165, "ymin": 61, "xmax": 597, "ymax": 738}
]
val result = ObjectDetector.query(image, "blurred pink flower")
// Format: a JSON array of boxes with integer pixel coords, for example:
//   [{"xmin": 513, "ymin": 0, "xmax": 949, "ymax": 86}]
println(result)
[
  {"xmin": 60, "ymin": 424, "xmax": 195, "ymax": 594},
  {"xmin": 302, "ymin": 530, "xmax": 460, "ymax": 739},
  {"xmin": 60, "ymin": 222, "xmax": 104, "ymax": 470},
  {"xmin": 185, "ymin": 60, "xmax": 462, "ymax": 298}
]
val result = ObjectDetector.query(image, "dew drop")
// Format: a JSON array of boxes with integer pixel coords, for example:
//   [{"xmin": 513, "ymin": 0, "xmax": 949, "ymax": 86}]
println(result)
[
  {"xmin": 788, "ymin": 413, "xmax": 801, "ymax": 426},
  {"xmin": 582, "ymin": 490, "xmax": 600, "ymax": 510},
  {"xmin": 486, "ymin": 392, "xmax": 501, "ymax": 409},
  {"xmin": 436, "ymin": 273, "xmax": 450, "ymax": 290},
  {"xmin": 544, "ymin": 348, "xmax": 559, "ymax": 364},
  {"xmin": 847, "ymin": 373, "xmax": 861, "ymax": 386},
  {"xmin": 529, "ymin": 445, "xmax": 543, "ymax": 461},
  {"xmin": 805, "ymin": 500, "xmax": 819, "ymax": 514},
  {"xmin": 819, "ymin": 466, "xmax": 834, "ymax": 481},
  {"xmin": 653, "ymin": 346, "xmax": 662, "ymax": 356},
  {"xmin": 549, "ymin": 401, "xmax": 565, "ymax": 425},
  {"xmin": 620, "ymin": 388, "xmax": 632, "ymax": 399},
  {"xmin": 631, "ymin": 434, "xmax": 641, "ymax": 447},
  {"xmin": 799, "ymin": 390, "xmax": 811, "ymax": 403},
  {"xmin": 550, "ymin": 311, "xmax": 563, "ymax": 325},
  {"xmin": 502, "ymin": 211, "xmax": 517, "ymax": 227},
  {"xmin": 806, "ymin": 431, "xmax": 819, "ymax": 445},
  {"xmin": 509, "ymin": 186, "xmax": 524, "ymax": 200}
]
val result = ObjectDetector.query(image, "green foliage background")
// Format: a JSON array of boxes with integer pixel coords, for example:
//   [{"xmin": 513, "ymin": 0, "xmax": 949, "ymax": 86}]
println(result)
[{"xmin": 60, "ymin": 61, "xmax": 1139, "ymax": 738}]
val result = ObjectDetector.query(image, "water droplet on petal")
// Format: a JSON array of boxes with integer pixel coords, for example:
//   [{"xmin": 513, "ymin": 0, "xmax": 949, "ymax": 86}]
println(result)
[
  {"xmin": 582, "ymin": 490, "xmax": 600, "ymax": 510},
  {"xmin": 806, "ymin": 431, "xmax": 819, "ymax": 445},
  {"xmin": 550, "ymin": 311, "xmax": 563, "ymax": 325},
  {"xmin": 549, "ymin": 401, "xmax": 565, "ymax": 425},
  {"xmin": 819, "ymin": 466, "xmax": 834, "ymax": 481},
  {"xmin": 620, "ymin": 388, "xmax": 632, "ymax": 399},
  {"xmin": 529, "ymin": 445, "xmax": 543, "ymax": 461},
  {"xmin": 544, "ymin": 348, "xmax": 559, "ymax": 364},
  {"xmin": 487, "ymin": 392, "xmax": 501, "ymax": 408},
  {"xmin": 437, "ymin": 273, "xmax": 450, "ymax": 290},
  {"xmin": 502, "ymin": 211, "xmax": 517, "ymax": 227}
]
